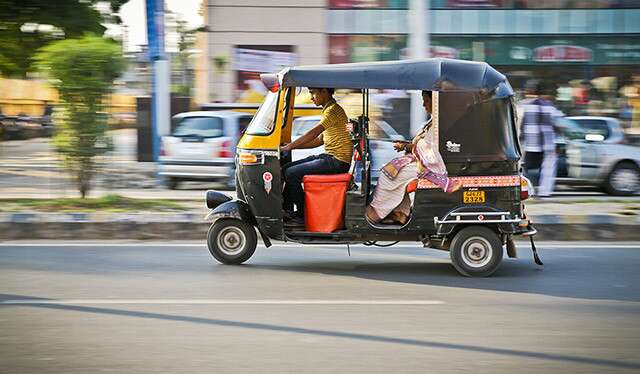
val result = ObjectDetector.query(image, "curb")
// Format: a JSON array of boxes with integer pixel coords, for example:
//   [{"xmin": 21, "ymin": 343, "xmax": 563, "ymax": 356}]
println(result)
[{"xmin": 1, "ymin": 213, "xmax": 640, "ymax": 241}]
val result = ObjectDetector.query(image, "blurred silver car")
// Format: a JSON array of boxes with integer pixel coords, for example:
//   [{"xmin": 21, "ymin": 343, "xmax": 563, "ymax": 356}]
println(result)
[
  {"xmin": 291, "ymin": 115, "xmax": 405, "ymax": 180},
  {"xmin": 559, "ymin": 116, "xmax": 640, "ymax": 195},
  {"xmin": 159, "ymin": 111, "xmax": 252, "ymax": 189}
]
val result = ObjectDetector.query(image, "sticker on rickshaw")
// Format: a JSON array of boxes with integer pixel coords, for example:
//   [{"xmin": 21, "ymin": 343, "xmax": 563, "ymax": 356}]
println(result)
[
  {"xmin": 463, "ymin": 190, "xmax": 485, "ymax": 203},
  {"xmin": 263, "ymin": 172, "xmax": 273, "ymax": 194},
  {"xmin": 446, "ymin": 141, "xmax": 461, "ymax": 153}
]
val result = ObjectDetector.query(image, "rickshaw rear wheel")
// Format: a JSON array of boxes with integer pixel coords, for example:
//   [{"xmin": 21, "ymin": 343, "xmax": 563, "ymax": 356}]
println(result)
[
  {"xmin": 207, "ymin": 219, "xmax": 257, "ymax": 265},
  {"xmin": 449, "ymin": 226, "xmax": 503, "ymax": 277}
]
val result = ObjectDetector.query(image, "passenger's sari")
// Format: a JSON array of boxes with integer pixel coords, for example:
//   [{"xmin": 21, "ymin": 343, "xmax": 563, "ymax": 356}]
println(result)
[{"xmin": 367, "ymin": 119, "xmax": 459, "ymax": 222}]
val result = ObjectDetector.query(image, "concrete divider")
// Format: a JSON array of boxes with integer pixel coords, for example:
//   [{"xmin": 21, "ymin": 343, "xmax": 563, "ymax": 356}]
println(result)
[{"xmin": 2, "ymin": 212, "xmax": 640, "ymax": 241}]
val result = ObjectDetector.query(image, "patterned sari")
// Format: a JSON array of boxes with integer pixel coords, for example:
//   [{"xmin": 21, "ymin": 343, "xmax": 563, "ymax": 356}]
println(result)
[{"xmin": 368, "ymin": 120, "xmax": 456, "ymax": 222}]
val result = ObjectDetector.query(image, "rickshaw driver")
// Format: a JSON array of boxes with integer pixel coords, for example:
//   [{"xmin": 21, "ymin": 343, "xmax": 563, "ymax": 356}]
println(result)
[{"xmin": 280, "ymin": 87, "xmax": 353, "ymax": 226}]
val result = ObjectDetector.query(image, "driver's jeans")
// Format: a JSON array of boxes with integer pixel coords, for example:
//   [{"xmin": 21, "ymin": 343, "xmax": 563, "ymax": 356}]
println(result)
[{"xmin": 282, "ymin": 154, "xmax": 350, "ymax": 214}]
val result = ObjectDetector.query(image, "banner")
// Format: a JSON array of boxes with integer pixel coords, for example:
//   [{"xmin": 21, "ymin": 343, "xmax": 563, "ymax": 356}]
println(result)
[
  {"xmin": 329, "ymin": 35, "xmax": 640, "ymax": 65},
  {"xmin": 233, "ymin": 48, "xmax": 297, "ymax": 73}
]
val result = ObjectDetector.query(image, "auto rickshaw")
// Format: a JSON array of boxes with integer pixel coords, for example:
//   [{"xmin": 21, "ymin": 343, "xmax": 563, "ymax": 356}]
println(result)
[{"xmin": 203, "ymin": 58, "xmax": 540, "ymax": 277}]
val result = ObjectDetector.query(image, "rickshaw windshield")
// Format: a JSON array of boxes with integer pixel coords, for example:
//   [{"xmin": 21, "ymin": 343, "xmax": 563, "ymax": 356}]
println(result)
[{"xmin": 245, "ymin": 91, "xmax": 278, "ymax": 136}]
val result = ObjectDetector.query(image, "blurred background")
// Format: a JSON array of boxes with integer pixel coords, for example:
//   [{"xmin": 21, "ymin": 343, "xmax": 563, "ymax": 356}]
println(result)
[{"xmin": 1, "ymin": 0, "xmax": 639, "ymax": 207}]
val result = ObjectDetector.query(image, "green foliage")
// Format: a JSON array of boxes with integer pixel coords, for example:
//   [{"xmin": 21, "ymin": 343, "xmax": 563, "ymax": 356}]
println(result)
[
  {"xmin": 171, "ymin": 15, "xmax": 198, "ymax": 96},
  {"xmin": 35, "ymin": 35, "xmax": 127, "ymax": 198},
  {"xmin": 0, "ymin": 195, "xmax": 188, "ymax": 212},
  {"xmin": 0, "ymin": 0, "xmax": 129, "ymax": 77},
  {"xmin": 36, "ymin": 35, "xmax": 126, "ymax": 104}
]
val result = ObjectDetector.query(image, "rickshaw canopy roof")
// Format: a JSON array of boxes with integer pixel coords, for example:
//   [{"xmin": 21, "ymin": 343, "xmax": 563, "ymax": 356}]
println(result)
[{"xmin": 262, "ymin": 58, "xmax": 513, "ymax": 98}]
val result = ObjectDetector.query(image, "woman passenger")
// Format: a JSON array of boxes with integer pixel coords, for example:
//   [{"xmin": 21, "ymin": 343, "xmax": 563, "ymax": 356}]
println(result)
[{"xmin": 365, "ymin": 91, "xmax": 462, "ymax": 225}]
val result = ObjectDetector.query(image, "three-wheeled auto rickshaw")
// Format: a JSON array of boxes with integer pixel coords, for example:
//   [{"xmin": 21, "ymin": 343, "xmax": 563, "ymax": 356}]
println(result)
[{"xmin": 203, "ymin": 58, "xmax": 540, "ymax": 277}]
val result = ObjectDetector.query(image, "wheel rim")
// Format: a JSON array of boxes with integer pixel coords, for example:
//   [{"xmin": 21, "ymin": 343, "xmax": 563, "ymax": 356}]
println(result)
[
  {"xmin": 461, "ymin": 236, "xmax": 493, "ymax": 268},
  {"xmin": 610, "ymin": 168, "xmax": 639, "ymax": 193},
  {"xmin": 216, "ymin": 226, "xmax": 246, "ymax": 256}
]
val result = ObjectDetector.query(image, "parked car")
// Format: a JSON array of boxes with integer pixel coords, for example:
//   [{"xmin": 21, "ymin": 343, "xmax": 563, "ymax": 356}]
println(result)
[
  {"xmin": 0, "ymin": 115, "xmax": 51, "ymax": 140},
  {"xmin": 291, "ymin": 115, "xmax": 405, "ymax": 180},
  {"xmin": 159, "ymin": 111, "xmax": 252, "ymax": 189},
  {"xmin": 555, "ymin": 116, "xmax": 640, "ymax": 195}
]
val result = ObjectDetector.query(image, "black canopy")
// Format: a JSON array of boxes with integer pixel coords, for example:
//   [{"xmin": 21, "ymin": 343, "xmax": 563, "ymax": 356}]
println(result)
[{"xmin": 262, "ymin": 58, "xmax": 513, "ymax": 98}]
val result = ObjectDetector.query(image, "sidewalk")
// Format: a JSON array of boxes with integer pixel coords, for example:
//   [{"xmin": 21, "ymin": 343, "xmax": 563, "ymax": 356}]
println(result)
[
  {"xmin": 2, "ymin": 130, "xmax": 640, "ymax": 241},
  {"xmin": 1, "ymin": 196, "xmax": 639, "ymax": 241}
]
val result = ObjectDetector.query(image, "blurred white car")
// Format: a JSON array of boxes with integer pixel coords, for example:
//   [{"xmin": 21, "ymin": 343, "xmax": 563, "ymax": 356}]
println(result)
[
  {"xmin": 159, "ymin": 111, "xmax": 252, "ymax": 189},
  {"xmin": 558, "ymin": 116, "xmax": 640, "ymax": 195},
  {"xmin": 291, "ymin": 115, "xmax": 405, "ymax": 180}
]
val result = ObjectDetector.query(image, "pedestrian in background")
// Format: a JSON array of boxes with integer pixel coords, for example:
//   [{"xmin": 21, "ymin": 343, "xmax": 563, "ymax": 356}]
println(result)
[{"xmin": 519, "ymin": 80, "xmax": 559, "ymax": 197}]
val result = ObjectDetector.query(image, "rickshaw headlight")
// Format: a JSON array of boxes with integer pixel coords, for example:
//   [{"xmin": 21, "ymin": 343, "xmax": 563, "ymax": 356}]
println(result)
[{"xmin": 238, "ymin": 152, "xmax": 262, "ymax": 165}]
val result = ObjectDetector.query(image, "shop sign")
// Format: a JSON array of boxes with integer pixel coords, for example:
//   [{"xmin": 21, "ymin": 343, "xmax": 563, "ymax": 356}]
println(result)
[
  {"xmin": 233, "ymin": 46, "xmax": 296, "ymax": 101},
  {"xmin": 431, "ymin": 46, "xmax": 460, "ymax": 59},
  {"xmin": 398, "ymin": 46, "xmax": 459, "ymax": 59},
  {"xmin": 233, "ymin": 48, "xmax": 297, "ymax": 73},
  {"xmin": 533, "ymin": 45, "xmax": 592, "ymax": 62},
  {"xmin": 329, "ymin": 35, "xmax": 639, "ymax": 65},
  {"xmin": 431, "ymin": 36, "xmax": 639, "ymax": 65}
]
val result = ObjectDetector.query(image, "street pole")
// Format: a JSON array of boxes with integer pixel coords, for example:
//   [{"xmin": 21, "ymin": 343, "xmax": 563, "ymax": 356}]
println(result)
[
  {"xmin": 409, "ymin": 0, "xmax": 430, "ymax": 135},
  {"xmin": 145, "ymin": 0, "xmax": 171, "ymax": 167}
]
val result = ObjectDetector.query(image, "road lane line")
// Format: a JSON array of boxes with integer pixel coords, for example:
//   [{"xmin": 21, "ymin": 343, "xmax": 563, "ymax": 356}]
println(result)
[
  {"xmin": 0, "ymin": 299, "xmax": 445, "ymax": 305},
  {"xmin": 1, "ymin": 242, "xmax": 640, "ymax": 249}
]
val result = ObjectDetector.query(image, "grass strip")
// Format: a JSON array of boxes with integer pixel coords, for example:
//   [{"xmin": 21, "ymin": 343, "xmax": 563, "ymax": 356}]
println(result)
[{"xmin": 0, "ymin": 194, "xmax": 189, "ymax": 212}]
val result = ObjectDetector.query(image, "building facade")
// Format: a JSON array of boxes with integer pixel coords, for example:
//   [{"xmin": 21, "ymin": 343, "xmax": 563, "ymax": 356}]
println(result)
[
  {"xmin": 200, "ymin": 0, "xmax": 640, "ymax": 104},
  {"xmin": 201, "ymin": 0, "xmax": 327, "ymax": 102},
  {"xmin": 328, "ymin": 1, "xmax": 640, "ymax": 101}
]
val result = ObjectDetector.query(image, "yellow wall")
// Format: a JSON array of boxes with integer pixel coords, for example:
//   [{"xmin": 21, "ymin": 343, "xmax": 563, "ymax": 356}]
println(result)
[
  {"xmin": 0, "ymin": 77, "xmax": 136, "ymax": 116},
  {"xmin": 0, "ymin": 78, "xmax": 58, "ymax": 116}
]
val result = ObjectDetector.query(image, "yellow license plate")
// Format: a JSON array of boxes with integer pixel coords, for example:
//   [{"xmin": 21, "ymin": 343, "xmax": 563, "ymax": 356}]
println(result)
[{"xmin": 463, "ymin": 191, "xmax": 485, "ymax": 204}]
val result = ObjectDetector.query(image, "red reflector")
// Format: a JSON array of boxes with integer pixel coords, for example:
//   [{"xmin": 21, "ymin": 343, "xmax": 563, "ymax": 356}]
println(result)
[
  {"xmin": 520, "ymin": 176, "xmax": 531, "ymax": 200},
  {"xmin": 218, "ymin": 140, "xmax": 233, "ymax": 158}
]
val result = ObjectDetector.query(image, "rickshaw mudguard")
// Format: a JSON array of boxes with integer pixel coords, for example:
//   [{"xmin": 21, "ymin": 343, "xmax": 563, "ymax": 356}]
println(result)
[
  {"xmin": 205, "ymin": 190, "xmax": 232, "ymax": 210},
  {"xmin": 205, "ymin": 200, "xmax": 272, "ymax": 248},
  {"xmin": 434, "ymin": 205, "xmax": 520, "ymax": 236},
  {"xmin": 205, "ymin": 200, "xmax": 255, "ymax": 225}
]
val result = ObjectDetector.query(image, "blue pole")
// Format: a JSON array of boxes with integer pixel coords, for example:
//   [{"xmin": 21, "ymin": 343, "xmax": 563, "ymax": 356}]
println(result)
[{"xmin": 145, "ymin": 0, "xmax": 168, "ymax": 164}]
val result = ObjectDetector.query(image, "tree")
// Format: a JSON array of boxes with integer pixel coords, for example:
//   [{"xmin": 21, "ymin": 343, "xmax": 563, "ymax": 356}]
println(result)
[
  {"xmin": 0, "ymin": 0, "xmax": 129, "ymax": 77},
  {"xmin": 169, "ymin": 13, "xmax": 201, "ymax": 96},
  {"xmin": 35, "ymin": 35, "xmax": 126, "ymax": 198}
]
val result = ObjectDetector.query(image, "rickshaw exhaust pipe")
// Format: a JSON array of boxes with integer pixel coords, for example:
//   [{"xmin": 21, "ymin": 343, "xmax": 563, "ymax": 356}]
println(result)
[{"xmin": 206, "ymin": 190, "xmax": 232, "ymax": 209}]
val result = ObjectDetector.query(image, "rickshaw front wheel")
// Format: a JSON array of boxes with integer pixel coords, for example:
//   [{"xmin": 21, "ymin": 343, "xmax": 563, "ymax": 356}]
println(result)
[
  {"xmin": 449, "ymin": 226, "xmax": 503, "ymax": 277},
  {"xmin": 207, "ymin": 219, "xmax": 257, "ymax": 265}
]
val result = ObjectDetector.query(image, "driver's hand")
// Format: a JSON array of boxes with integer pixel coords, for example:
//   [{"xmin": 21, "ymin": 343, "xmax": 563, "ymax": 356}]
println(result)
[{"xmin": 393, "ymin": 142, "xmax": 406, "ymax": 152}]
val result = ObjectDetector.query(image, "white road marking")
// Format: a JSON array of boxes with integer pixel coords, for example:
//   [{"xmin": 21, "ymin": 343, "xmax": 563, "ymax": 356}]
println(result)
[
  {"xmin": 0, "ymin": 242, "xmax": 639, "ymax": 249},
  {"xmin": 0, "ymin": 299, "xmax": 445, "ymax": 306}
]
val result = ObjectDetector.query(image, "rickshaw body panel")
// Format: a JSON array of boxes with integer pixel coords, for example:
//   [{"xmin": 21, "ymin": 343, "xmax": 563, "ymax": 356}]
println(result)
[
  {"xmin": 226, "ymin": 59, "xmax": 526, "ymax": 245},
  {"xmin": 232, "ymin": 88, "xmax": 296, "ymax": 241},
  {"xmin": 235, "ymin": 150, "xmax": 284, "ymax": 240}
]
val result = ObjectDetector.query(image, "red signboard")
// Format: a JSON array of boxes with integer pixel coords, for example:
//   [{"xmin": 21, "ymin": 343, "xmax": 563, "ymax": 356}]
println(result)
[{"xmin": 533, "ymin": 45, "xmax": 593, "ymax": 62}]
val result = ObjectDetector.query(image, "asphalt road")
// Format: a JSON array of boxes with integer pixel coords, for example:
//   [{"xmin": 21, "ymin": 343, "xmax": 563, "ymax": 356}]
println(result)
[{"xmin": 1, "ymin": 242, "xmax": 639, "ymax": 373}]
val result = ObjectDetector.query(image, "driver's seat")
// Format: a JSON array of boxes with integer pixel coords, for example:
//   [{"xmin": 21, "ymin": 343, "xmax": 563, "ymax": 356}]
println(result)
[{"xmin": 303, "ymin": 173, "xmax": 352, "ymax": 233}]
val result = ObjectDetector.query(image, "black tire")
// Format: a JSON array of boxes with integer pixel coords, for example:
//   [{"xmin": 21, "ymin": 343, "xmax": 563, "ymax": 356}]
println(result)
[
  {"xmin": 449, "ymin": 226, "xmax": 503, "ymax": 277},
  {"xmin": 604, "ymin": 162, "xmax": 640, "ymax": 196},
  {"xmin": 207, "ymin": 219, "xmax": 257, "ymax": 265},
  {"xmin": 166, "ymin": 177, "xmax": 180, "ymax": 190}
]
